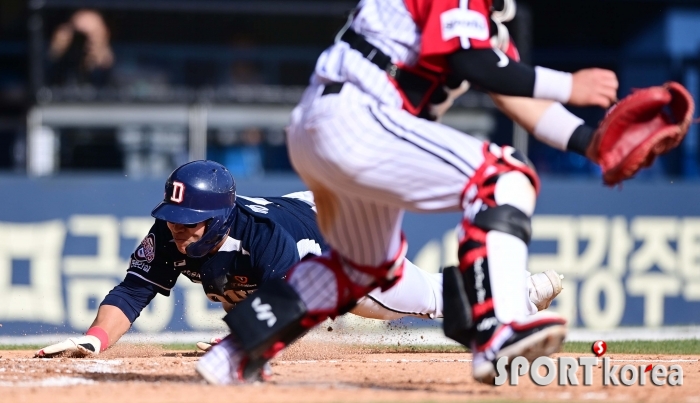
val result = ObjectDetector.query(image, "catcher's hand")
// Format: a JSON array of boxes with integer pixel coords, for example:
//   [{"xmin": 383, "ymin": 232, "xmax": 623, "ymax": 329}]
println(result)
[
  {"xmin": 587, "ymin": 81, "xmax": 695, "ymax": 185},
  {"xmin": 35, "ymin": 335, "xmax": 102, "ymax": 358}
]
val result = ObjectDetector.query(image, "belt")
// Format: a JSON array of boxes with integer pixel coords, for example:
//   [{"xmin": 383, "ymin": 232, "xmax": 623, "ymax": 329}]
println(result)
[
  {"xmin": 340, "ymin": 29, "xmax": 394, "ymax": 74},
  {"xmin": 338, "ymin": 28, "xmax": 440, "ymax": 117},
  {"xmin": 321, "ymin": 82, "xmax": 344, "ymax": 96}
]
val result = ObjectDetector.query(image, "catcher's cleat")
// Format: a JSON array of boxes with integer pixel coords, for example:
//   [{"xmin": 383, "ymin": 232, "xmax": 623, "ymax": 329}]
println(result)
[
  {"xmin": 587, "ymin": 81, "xmax": 695, "ymax": 186},
  {"xmin": 528, "ymin": 270, "xmax": 564, "ymax": 311},
  {"xmin": 196, "ymin": 337, "xmax": 222, "ymax": 352},
  {"xmin": 471, "ymin": 312, "xmax": 567, "ymax": 385}
]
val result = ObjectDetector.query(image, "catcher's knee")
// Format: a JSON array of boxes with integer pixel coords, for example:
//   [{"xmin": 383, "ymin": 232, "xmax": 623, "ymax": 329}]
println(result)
[
  {"xmin": 477, "ymin": 171, "xmax": 535, "ymax": 242},
  {"xmin": 462, "ymin": 144, "xmax": 538, "ymax": 242},
  {"xmin": 460, "ymin": 167, "xmax": 536, "ymax": 260}
]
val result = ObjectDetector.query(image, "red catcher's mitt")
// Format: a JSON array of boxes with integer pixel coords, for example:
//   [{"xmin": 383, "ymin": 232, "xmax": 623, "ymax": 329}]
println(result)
[{"xmin": 586, "ymin": 81, "xmax": 695, "ymax": 185}]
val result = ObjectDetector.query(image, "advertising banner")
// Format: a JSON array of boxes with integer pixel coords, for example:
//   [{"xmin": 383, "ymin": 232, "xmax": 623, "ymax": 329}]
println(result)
[{"xmin": 1, "ymin": 176, "xmax": 699, "ymax": 335}]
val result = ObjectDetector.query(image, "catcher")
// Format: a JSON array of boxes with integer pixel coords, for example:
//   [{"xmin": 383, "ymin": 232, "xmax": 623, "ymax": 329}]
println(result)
[
  {"xmin": 34, "ymin": 160, "xmax": 564, "ymax": 358},
  {"xmin": 194, "ymin": 0, "xmax": 695, "ymax": 386}
]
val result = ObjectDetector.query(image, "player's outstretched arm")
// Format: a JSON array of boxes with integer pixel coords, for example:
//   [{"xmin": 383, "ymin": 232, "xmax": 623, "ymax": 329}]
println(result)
[
  {"xmin": 490, "ymin": 93, "xmax": 611, "ymax": 160},
  {"xmin": 35, "ymin": 305, "xmax": 130, "ymax": 358},
  {"xmin": 35, "ymin": 275, "xmax": 157, "ymax": 358},
  {"xmin": 490, "ymin": 81, "xmax": 694, "ymax": 185},
  {"xmin": 489, "ymin": 94, "xmax": 555, "ymax": 134},
  {"xmin": 490, "ymin": 93, "xmax": 594, "ymax": 155}
]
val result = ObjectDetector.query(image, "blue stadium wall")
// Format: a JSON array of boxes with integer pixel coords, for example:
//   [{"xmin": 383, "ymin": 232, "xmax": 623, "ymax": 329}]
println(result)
[{"xmin": 1, "ymin": 175, "xmax": 699, "ymax": 335}]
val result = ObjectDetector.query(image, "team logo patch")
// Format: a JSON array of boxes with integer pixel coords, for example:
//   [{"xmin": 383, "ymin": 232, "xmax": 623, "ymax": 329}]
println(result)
[
  {"xmin": 234, "ymin": 276, "xmax": 248, "ymax": 284},
  {"xmin": 440, "ymin": 8, "xmax": 489, "ymax": 42},
  {"xmin": 135, "ymin": 233, "xmax": 156, "ymax": 263}
]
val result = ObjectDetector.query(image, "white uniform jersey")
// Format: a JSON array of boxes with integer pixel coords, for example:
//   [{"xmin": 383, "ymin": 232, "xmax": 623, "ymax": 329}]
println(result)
[
  {"xmin": 312, "ymin": 0, "xmax": 420, "ymax": 109},
  {"xmin": 311, "ymin": 0, "xmax": 513, "ymax": 113}
]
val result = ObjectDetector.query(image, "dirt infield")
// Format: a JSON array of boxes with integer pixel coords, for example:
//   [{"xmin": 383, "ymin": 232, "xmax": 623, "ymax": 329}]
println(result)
[{"xmin": 1, "ymin": 341, "xmax": 699, "ymax": 403}]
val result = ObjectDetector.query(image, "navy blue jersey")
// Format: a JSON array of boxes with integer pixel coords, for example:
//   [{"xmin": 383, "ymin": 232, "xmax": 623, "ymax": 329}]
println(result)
[{"xmin": 103, "ymin": 193, "xmax": 327, "ymax": 321}]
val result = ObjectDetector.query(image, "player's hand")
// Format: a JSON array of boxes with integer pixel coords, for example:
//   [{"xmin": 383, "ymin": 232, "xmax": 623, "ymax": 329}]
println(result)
[
  {"xmin": 569, "ymin": 68, "xmax": 619, "ymax": 108},
  {"xmin": 35, "ymin": 335, "xmax": 102, "ymax": 358}
]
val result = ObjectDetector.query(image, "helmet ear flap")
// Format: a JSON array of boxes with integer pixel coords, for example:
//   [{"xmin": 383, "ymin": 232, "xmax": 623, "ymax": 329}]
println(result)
[{"xmin": 185, "ymin": 208, "xmax": 236, "ymax": 258}]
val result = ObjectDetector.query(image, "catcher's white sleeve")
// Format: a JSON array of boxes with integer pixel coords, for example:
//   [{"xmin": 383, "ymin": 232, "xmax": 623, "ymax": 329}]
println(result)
[{"xmin": 351, "ymin": 260, "xmax": 443, "ymax": 320}]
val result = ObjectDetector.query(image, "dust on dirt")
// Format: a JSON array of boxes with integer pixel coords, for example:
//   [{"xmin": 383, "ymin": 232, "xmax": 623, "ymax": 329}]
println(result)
[{"xmin": 1, "ymin": 344, "xmax": 698, "ymax": 403}]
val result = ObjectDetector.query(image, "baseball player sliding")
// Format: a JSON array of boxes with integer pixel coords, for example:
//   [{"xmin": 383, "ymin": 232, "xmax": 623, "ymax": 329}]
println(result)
[
  {"xmin": 35, "ymin": 160, "xmax": 564, "ymax": 358},
  {"xmin": 195, "ymin": 0, "xmax": 693, "ymax": 386}
]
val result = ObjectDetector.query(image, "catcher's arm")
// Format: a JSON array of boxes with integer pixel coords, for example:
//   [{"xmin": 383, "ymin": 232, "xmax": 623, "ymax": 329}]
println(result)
[
  {"xmin": 35, "ymin": 305, "xmax": 130, "ymax": 358},
  {"xmin": 490, "ymin": 94, "xmax": 596, "ymax": 155},
  {"xmin": 490, "ymin": 67, "xmax": 617, "ymax": 155},
  {"xmin": 492, "ymin": 82, "xmax": 696, "ymax": 186},
  {"xmin": 489, "ymin": 66, "xmax": 617, "ymax": 132},
  {"xmin": 489, "ymin": 94, "xmax": 556, "ymax": 134}
]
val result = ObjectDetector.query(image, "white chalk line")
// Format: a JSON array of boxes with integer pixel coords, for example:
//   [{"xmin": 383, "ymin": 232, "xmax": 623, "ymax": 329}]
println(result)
[
  {"xmin": 278, "ymin": 358, "xmax": 698, "ymax": 364},
  {"xmin": 0, "ymin": 377, "xmax": 96, "ymax": 387},
  {"xmin": 3, "ymin": 326, "xmax": 699, "ymax": 346}
]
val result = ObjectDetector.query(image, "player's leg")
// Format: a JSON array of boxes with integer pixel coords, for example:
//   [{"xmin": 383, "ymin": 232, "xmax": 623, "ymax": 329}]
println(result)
[
  {"xmin": 287, "ymin": 97, "xmax": 566, "ymax": 384},
  {"xmin": 443, "ymin": 144, "xmax": 566, "ymax": 384},
  {"xmin": 196, "ymin": 192, "xmax": 408, "ymax": 384},
  {"xmin": 351, "ymin": 264, "xmax": 564, "ymax": 321},
  {"xmin": 295, "ymin": 96, "xmax": 567, "ymax": 380},
  {"xmin": 197, "ymin": 83, "xmax": 563, "ymax": 384},
  {"xmin": 352, "ymin": 260, "xmax": 442, "ymax": 320}
]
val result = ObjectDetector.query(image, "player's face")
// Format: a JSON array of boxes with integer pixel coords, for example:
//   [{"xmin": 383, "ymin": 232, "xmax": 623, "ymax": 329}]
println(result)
[{"xmin": 166, "ymin": 221, "xmax": 207, "ymax": 254}]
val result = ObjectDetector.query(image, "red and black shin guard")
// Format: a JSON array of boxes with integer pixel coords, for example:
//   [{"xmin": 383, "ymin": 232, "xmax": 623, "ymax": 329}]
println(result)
[
  {"xmin": 444, "ymin": 144, "xmax": 539, "ymax": 347},
  {"xmin": 225, "ymin": 238, "xmax": 408, "ymax": 380}
]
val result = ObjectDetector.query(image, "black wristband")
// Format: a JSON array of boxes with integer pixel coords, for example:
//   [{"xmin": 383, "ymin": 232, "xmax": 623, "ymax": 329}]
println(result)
[{"xmin": 566, "ymin": 124, "xmax": 595, "ymax": 157}]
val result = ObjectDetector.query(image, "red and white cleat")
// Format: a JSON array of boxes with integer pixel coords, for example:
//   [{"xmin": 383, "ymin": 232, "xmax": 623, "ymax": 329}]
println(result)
[{"xmin": 471, "ymin": 312, "xmax": 567, "ymax": 384}]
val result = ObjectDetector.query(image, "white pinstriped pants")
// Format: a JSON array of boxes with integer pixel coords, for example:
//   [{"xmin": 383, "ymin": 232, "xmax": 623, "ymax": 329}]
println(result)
[
  {"xmin": 287, "ymin": 83, "xmax": 529, "ymax": 323},
  {"xmin": 287, "ymin": 83, "xmax": 485, "ymax": 266}
]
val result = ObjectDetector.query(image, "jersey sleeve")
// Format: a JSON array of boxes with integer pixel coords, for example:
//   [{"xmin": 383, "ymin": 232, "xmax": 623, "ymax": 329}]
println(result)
[
  {"xmin": 101, "ymin": 275, "xmax": 159, "ymax": 323},
  {"xmin": 410, "ymin": 0, "xmax": 493, "ymax": 58},
  {"xmin": 125, "ymin": 220, "xmax": 180, "ymax": 296}
]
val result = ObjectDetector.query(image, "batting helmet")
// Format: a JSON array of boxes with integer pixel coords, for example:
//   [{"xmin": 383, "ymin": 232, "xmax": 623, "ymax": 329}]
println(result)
[{"xmin": 151, "ymin": 160, "xmax": 236, "ymax": 258}]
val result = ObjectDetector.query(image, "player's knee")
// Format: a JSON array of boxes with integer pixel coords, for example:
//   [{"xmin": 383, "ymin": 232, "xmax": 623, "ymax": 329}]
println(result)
[
  {"xmin": 493, "ymin": 171, "xmax": 536, "ymax": 217},
  {"xmin": 472, "ymin": 171, "xmax": 535, "ymax": 245}
]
